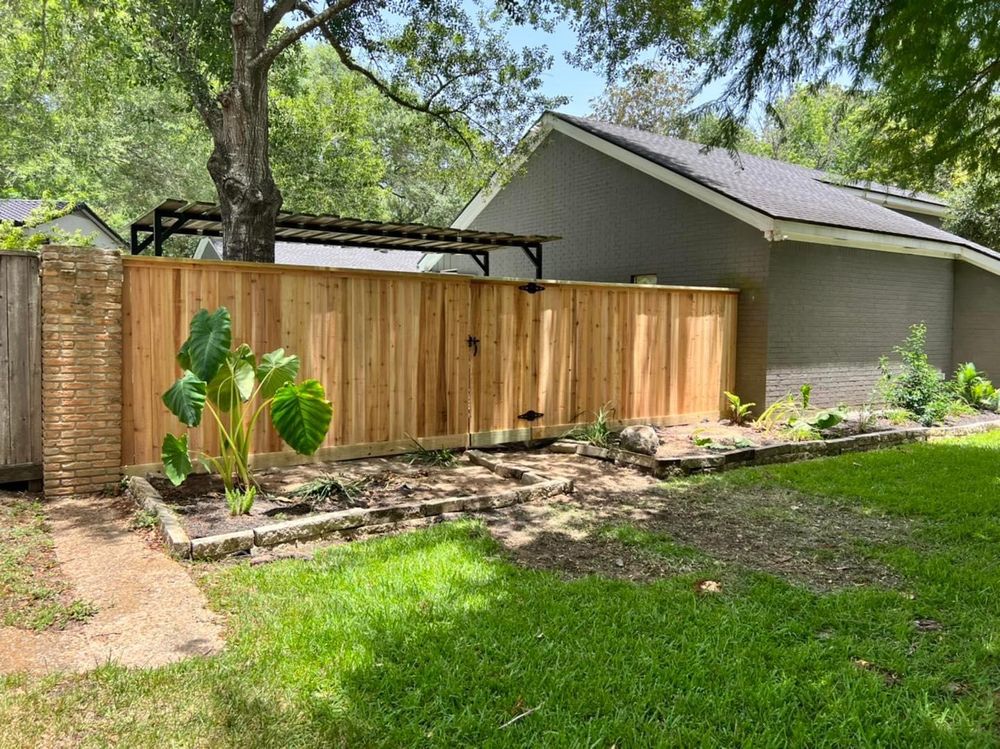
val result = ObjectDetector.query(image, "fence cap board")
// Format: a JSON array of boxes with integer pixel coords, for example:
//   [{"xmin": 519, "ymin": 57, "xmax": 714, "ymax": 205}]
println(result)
[{"xmin": 122, "ymin": 255, "xmax": 739, "ymax": 294}]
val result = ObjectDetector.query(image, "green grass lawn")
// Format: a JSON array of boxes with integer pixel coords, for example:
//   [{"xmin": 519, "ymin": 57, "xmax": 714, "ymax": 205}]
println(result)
[{"xmin": 4, "ymin": 435, "xmax": 1000, "ymax": 746}]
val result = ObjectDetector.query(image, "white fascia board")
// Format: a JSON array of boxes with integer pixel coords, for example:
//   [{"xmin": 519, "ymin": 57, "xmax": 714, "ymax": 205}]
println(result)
[
  {"xmin": 958, "ymin": 247, "xmax": 1000, "ymax": 277},
  {"xmin": 771, "ymin": 219, "xmax": 963, "ymax": 259},
  {"xmin": 832, "ymin": 184, "xmax": 949, "ymax": 217}
]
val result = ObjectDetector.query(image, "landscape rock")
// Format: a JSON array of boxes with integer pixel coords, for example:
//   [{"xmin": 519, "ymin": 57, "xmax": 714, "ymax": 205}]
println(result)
[{"xmin": 619, "ymin": 425, "xmax": 659, "ymax": 456}]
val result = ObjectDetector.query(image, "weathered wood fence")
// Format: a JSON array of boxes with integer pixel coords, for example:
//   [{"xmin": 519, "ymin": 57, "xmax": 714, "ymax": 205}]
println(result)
[
  {"xmin": 0, "ymin": 252, "xmax": 42, "ymax": 483},
  {"xmin": 121, "ymin": 256, "xmax": 737, "ymax": 471}
]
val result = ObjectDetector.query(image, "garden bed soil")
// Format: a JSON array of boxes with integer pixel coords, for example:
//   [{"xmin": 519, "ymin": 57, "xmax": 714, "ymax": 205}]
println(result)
[
  {"xmin": 148, "ymin": 456, "xmax": 517, "ymax": 539},
  {"xmin": 616, "ymin": 410, "xmax": 1000, "ymax": 460}
]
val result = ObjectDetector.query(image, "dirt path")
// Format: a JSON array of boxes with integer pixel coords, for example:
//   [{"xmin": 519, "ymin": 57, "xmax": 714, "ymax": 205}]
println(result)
[{"xmin": 0, "ymin": 495, "xmax": 224, "ymax": 675}]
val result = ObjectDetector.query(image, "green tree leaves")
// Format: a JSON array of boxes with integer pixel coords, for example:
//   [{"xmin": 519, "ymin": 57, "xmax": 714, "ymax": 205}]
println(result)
[{"xmin": 270, "ymin": 380, "xmax": 333, "ymax": 456}]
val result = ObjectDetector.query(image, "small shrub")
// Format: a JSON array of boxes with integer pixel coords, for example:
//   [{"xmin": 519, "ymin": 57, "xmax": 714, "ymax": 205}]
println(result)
[
  {"xmin": 755, "ymin": 383, "xmax": 846, "ymax": 440},
  {"xmin": 878, "ymin": 323, "xmax": 951, "ymax": 426},
  {"xmin": 952, "ymin": 362, "xmax": 998, "ymax": 410},
  {"xmin": 573, "ymin": 403, "xmax": 615, "ymax": 447},
  {"xmin": 723, "ymin": 391, "xmax": 755, "ymax": 425}
]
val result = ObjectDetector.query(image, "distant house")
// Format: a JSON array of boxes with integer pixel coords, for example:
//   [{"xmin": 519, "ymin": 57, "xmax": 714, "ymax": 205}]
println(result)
[
  {"xmin": 194, "ymin": 237, "xmax": 423, "ymax": 273},
  {"xmin": 0, "ymin": 199, "xmax": 125, "ymax": 248},
  {"xmin": 424, "ymin": 112, "xmax": 1000, "ymax": 407}
]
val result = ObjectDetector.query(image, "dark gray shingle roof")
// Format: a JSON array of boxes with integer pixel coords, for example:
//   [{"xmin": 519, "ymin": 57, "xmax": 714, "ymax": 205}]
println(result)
[
  {"xmin": 553, "ymin": 113, "xmax": 992, "ymax": 256},
  {"xmin": 0, "ymin": 199, "xmax": 60, "ymax": 224}
]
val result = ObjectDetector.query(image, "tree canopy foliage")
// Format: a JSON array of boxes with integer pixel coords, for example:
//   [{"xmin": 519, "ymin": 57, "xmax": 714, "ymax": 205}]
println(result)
[{"xmin": 704, "ymin": 0, "xmax": 1000, "ymax": 190}]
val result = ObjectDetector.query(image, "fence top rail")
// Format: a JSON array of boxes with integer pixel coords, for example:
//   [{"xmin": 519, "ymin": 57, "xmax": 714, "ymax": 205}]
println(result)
[
  {"xmin": 121, "ymin": 255, "xmax": 741, "ymax": 295},
  {"xmin": 0, "ymin": 250, "xmax": 41, "ymax": 260}
]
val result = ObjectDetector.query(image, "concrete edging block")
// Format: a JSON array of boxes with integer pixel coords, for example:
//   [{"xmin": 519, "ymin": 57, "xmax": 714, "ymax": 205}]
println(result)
[
  {"xmin": 557, "ymin": 420, "xmax": 1000, "ymax": 478},
  {"xmin": 125, "ymin": 475, "xmax": 191, "ymax": 559}
]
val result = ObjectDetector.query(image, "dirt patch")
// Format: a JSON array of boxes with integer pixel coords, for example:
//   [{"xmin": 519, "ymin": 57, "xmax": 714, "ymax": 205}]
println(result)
[
  {"xmin": 475, "ymin": 451, "xmax": 909, "ymax": 591},
  {"xmin": 0, "ymin": 494, "xmax": 224, "ymax": 675},
  {"xmin": 149, "ymin": 456, "xmax": 515, "ymax": 539}
]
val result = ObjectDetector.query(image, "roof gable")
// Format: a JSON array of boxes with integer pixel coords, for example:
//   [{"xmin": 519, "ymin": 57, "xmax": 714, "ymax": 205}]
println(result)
[{"xmin": 552, "ymin": 113, "xmax": 965, "ymax": 249}]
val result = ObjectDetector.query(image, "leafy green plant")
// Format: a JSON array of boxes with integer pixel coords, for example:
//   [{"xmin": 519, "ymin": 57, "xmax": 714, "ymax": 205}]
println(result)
[
  {"xmin": 161, "ymin": 307, "xmax": 333, "ymax": 515},
  {"xmin": 878, "ymin": 323, "xmax": 951, "ymax": 426},
  {"xmin": 755, "ymin": 383, "xmax": 846, "ymax": 440},
  {"xmin": 290, "ymin": 474, "xmax": 370, "ymax": 505},
  {"xmin": 723, "ymin": 391, "xmax": 755, "ymax": 425},
  {"xmin": 952, "ymin": 362, "xmax": 998, "ymax": 410},
  {"xmin": 572, "ymin": 403, "xmax": 616, "ymax": 447}
]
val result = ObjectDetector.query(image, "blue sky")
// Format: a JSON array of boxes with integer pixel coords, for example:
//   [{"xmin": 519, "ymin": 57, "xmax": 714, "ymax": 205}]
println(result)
[{"xmin": 504, "ymin": 19, "xmax": 728, "ymax": 116}]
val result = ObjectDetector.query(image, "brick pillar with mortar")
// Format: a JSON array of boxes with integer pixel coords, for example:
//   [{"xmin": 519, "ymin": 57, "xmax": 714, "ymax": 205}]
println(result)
[{"xmin": 40, "ymin": 246, "xmax": 123, "ymax": 496}]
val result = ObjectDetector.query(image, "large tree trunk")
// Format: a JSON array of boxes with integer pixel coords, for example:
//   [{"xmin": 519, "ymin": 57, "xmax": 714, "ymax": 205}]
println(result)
[{"xmin": 206, "ymin": 0, "xmax": 282, "ymax": 263}]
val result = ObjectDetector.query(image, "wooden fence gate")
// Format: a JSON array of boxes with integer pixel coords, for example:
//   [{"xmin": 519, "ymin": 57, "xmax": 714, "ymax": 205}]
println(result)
[
  {"xmin": 0, "ymin": 252, "xmax": 42, "ymax": 484},
  {"xmin": 121, "ymin": 257, "xmax": 737, "ymax": 472}
]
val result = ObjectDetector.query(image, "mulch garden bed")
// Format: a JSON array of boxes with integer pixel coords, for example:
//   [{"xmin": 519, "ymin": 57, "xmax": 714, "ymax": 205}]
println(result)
[
  {"xmin": 649, "ymin": 411, "xmax": 1000, "ymax": 460},
  {"xmin": 148, "ymin": 456, "xmax": 516, "ymax": 540}
]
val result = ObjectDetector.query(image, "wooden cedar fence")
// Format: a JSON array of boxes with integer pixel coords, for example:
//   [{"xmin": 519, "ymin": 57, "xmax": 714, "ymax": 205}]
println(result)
[
  {"xmin": 0, "ymin": 252, "xmax": 42, "ymax": 483},
  {"xmin": 121, "ymin": 256, "xmax": 738, "ymax": 471}
]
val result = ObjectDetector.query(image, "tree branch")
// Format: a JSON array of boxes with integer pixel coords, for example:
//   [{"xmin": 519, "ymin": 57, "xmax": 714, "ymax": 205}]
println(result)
[
  {"xmin": 299, "ymin": 8, "xmax": 478, "ymax": 156},
  {"xmin": 253, "ymin": 0, "xmax": 361, "ymax": 71},
  {"xmin": 263, "ymin": 0, "xmax": 299, "ymax": 35}
]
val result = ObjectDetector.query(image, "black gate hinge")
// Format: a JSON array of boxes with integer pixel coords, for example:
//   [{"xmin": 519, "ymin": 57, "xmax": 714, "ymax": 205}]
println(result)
[
  {"xmin": 518, "ymin": 409, "xmax": 544, "ymax": 422},
  {"xmin": 518, "ymin": 282, "xmax": 546, "ymax": 294}
]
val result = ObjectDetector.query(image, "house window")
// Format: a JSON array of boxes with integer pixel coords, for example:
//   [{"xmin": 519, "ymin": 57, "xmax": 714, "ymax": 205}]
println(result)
[{"xmin": 631, "ymin": 273, "xmax": 658, "ymax": 285}]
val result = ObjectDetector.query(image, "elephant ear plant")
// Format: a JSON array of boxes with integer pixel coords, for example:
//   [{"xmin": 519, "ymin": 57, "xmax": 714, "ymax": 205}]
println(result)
[{"xmin": 161, "ymin": 307, "xmax": 333, "ymax": 515}]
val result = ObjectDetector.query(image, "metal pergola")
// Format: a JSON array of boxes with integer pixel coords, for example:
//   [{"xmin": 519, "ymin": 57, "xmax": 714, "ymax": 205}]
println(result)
[{"xmin": 129, "ymin": 199, "xmax": 558, "ymax": 278}]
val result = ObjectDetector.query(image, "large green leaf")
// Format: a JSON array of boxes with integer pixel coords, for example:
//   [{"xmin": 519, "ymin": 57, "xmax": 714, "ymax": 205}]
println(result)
[
  {"xmin": 161, "ymin": 433, "xmax": 192, "ymax": 486},
  {"xmin": 257, "ymin": 348, "xmax": 300, "ymax": 399},
  {"xmin": 183, "ymin": 307, "xmax": 232, "ymax": 383},
  {"xmin": 162, "ymin": 370, "xmax": 208, "ymax": 427},
  {"xmin": 270, "ymin": 380, "xmax": 332, "ymax": 455},
  {"xmin": 208, "ymin": 344, "xmax": 256, "ymax": 411}
]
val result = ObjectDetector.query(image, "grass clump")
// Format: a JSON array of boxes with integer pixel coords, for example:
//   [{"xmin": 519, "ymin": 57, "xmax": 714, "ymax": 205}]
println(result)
[
  {"xmin": 572, "ymin": 402, "xmax": 615, "ymax": 447},
  {"xmin": 0, "ymin": 495, "xmax": 95, "ymax": 631}
]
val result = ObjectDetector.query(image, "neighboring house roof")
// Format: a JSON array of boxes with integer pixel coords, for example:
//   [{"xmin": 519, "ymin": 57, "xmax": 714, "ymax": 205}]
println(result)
[
  {"xmin": 0, "ymin": 198, "xmax": 126, "ymax": 247},
  {"xmin": 196, "ymin": 237, "xmax": 423, "ymax": 273},
  {"xmin": 448, "ymin": 112, "xmax": 1000, "ymax": 277}
]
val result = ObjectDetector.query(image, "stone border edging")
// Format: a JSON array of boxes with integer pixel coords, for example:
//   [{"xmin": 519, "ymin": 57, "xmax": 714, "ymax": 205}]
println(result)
[
  {"xmin": 552, "ymin": 419, "xmax": 1000, "ymax": 478},
  {"xmin": 125, "ymin": 476, "xmax": 192, "ymax": 558},
  {"xmin": 127, "ymin": 453, "xmax": 573, "ymax": 561}
]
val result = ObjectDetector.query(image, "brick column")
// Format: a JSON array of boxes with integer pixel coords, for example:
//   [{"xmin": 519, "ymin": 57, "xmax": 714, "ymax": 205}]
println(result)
[{"xmin": 40, "ymin": 246, "xmax": 123, "ymax": 496}]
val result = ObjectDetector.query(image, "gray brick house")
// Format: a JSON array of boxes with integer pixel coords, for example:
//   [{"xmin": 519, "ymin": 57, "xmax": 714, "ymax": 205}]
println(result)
[{"xmin": 423, "ymin": 113, "xmax": 1000, "ymax": 407}]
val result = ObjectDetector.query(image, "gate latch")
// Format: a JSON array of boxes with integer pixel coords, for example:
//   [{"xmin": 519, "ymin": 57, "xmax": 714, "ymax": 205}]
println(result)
[
  {"xmin": 466, "ymin": 335, "xmax": 479, "ymax": 356},
  {"xmin": 518, "ymin": 282, "xmax": 545, "ymax": 294},
  {"xmin": 518, "ymin": 409, "xmax": 544, "ymax": 422}
]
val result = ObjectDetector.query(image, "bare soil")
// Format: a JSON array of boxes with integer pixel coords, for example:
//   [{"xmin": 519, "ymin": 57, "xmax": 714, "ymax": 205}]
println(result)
[
  {"xmin": 149, "ymin": 456, "xmax": 516, "ymax": 539},
  {"xmin": 476, "ymin": 451, "xmax": 911, "ymax": 591},
  {"xmin": 616, "ymin": 411, "xmax": 1000, "ymax": 460}
]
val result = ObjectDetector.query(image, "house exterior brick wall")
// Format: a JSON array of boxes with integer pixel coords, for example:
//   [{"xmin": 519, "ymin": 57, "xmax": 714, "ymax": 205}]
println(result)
[
  {"xmin": 40, "ymin": 246, "xmax": 123, "ymax": 496},
  {"xmin": 953, "ymin": 262, "xmax": 1000, "ymax": 379},
  {"xmin": 441, "ymin": 131, "xmax": 773, "ymax": 405},
  {"xmin": 766, "ymin": 242, "xmax": 954, "ymax": 406}
]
